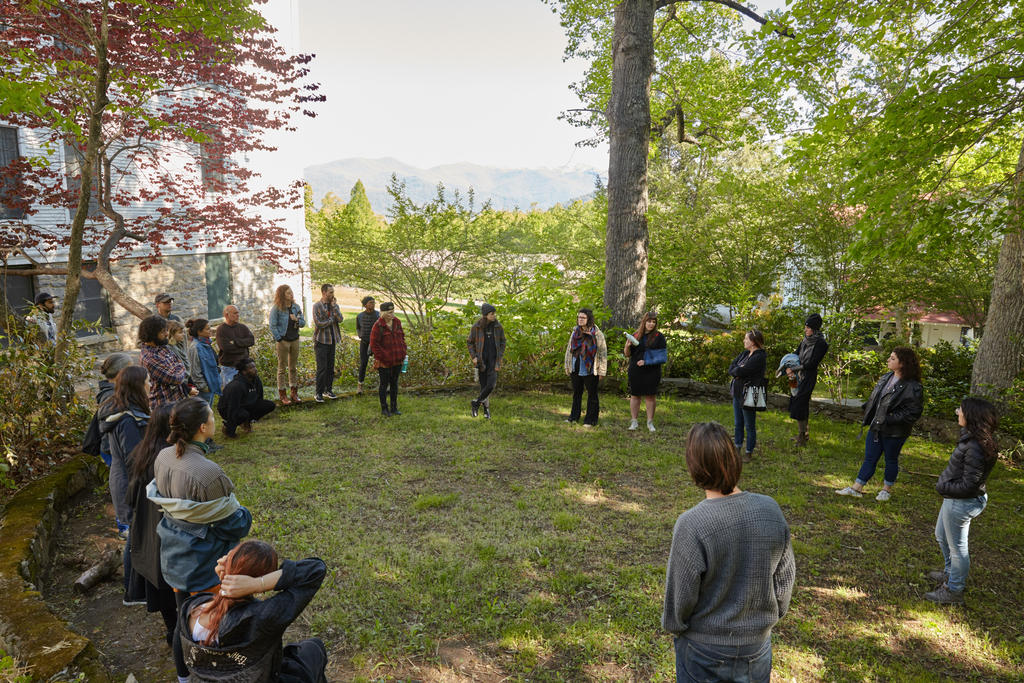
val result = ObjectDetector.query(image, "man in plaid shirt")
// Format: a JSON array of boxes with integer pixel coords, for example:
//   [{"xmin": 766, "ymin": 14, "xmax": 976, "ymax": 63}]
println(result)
[
  {"xmin": 138, "ymin": 315, "xmax": 194, "ymax": 407},
  {"xmin": 312, "ymin": 283, "xmax": 344, "ymax": 402}
]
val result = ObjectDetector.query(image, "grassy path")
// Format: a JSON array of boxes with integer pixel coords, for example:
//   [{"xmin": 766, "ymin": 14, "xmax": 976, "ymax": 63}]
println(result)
[{"xmin": 215, "ymin": 391, "xmax": 1024, "ymax": 681}]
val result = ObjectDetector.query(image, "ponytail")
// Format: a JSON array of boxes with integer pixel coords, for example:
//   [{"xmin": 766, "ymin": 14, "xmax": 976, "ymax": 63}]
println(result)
[
  {"xmin": 186, "ymin": 318, "xmax": 209, "ymax": 339},
  {"xmin": 168, "ymin": 397, "xmax": 212, "ymax": 457}
]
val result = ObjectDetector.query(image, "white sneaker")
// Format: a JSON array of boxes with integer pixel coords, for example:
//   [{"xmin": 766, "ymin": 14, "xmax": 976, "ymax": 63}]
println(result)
[
  {"xmin": 835, "ymin": 486, "xmax": 863, "ymax": 498},
  {"xmin": 876, "ymin": 489, "xmax": 891, "ymax": 502},
  {"xmin": 647, "ymin": 421, "xmax": 656, "ymax": 432},
  {"xmin": 628, "ymin": 419, "xmax": 639, "ymax": 431}
]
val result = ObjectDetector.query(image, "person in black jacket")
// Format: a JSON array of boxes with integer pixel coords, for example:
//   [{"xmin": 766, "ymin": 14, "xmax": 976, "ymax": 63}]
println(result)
[
  {"xmin": 624, "ymin": 311, "xmax": 668, "ymax": 432},
  {"xmin": 924, "ymin": 397, "xmax": 999, "ymax": 605},
  {"xmin": 97, "ymin": 364, "xmax": 150, "ymax": 540},
  {"xmin": 786, "ymin": 314, "xmax": 829, "ymax": 446},
  {"xmin": 217, "ymin": 358, "xmax": 276, "ymax": 438},
  {"xmin": 727, "ymin": 329, "xmax": 767, "ymax": 461},
  {"xmin": 836, "ymin": 347, "xmax": 924, "ymax": 502},
  {"xmin": 356, "ymin": 296, "xmax": 379, "ymax": 394},
  {"xmin": 180, "ymin": 540, "xmax": 328, "ymax": 682}
]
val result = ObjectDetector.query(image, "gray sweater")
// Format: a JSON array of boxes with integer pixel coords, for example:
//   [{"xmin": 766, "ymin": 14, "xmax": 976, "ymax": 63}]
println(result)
[{"xmin": 662, "ymin": 491, "xmax": 795, "ymax": 646}]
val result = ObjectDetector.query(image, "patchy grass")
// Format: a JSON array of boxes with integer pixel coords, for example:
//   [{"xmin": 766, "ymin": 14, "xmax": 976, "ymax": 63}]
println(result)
[{"xmin": 215, "ymin": 391, "xmax": 1024, "ymax": 681}]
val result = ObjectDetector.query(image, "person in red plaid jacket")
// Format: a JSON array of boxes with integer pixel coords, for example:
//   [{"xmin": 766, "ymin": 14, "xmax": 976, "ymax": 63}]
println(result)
[
  {"xmin": 138, "ymin": 315, "xmax": 197, "ymax": 408},
  {"xmin": 369, "ymin": 302, "xmax": 406, "ymax": 417}
]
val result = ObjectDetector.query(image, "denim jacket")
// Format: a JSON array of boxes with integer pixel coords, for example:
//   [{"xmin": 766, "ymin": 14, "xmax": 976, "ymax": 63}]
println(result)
[{"xmin": 269, "ymin": 304, "xmax": 305, "ymax": 342}]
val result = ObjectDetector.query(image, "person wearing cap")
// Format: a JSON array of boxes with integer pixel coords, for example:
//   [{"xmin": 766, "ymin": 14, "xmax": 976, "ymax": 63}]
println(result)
[
  {"xmin": 467, "ymin": 303, "xmax": 506, "ymax": 418},
  {"xmin": 154, "ymin": 293, "xmax": 182, "ymax": 323},
  {"xmin": 786, "ymin": 314, "xmax": 829, "ymax": 446},
  {"xmin": 370, "ymin": 302, "xmax": 406, "ymax": 417},
  {"xmin": 355, "ymin": 296, "xmax": 379, "ymax": 393},
  {"xmin": 28, "ymin": 292, "xmax": 58, "ymax": 344}
]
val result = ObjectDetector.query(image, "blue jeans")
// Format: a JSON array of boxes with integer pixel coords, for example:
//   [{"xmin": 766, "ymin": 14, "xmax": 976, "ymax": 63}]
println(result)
[
  {"xmin": 856, "ymin": 432, "xmax": 907, "ymax": 487},
  {"xmin": 732, "ymin": 397, "xmax": 757, "ymax": 453},
  {"xmin": 220, "ymin": 365, "xmax": 238, "ymax": 388},
  {"xmin": 675, "ymin": 637, "xmax": 772, "ymax": 683},
  {"xmin": 935, "ymin": 494, "xmax": 987, "ymax": 592},
  {"xmin": 198, "ymin": 391, "xmax": 215, "ymax": 407}
]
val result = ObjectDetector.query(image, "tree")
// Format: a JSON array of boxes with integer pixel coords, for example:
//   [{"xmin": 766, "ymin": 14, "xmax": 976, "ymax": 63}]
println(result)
[
  {"xmin": 0, "ymin": 0, "xmax": 322, "ymax": 354},
  {"xmin": 308, "ymin": 179, "xmax": 381, "ymax": 287},
  {"xmin": 759, "ymin": 0, "xmax": 1024, "ymax": 397},
  {"xmin": 545, "ymin": 0, "xmax": 790, "ymax": 328}
]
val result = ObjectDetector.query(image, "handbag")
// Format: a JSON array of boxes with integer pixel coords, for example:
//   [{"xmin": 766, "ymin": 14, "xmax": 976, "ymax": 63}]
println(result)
[
  {"xmin": 743, "ymin": 383, "xmax": 767, "ymax": 411},
  {"xmin": 642, "ymin": 347, "xmax": 668, "ymax": 366}
]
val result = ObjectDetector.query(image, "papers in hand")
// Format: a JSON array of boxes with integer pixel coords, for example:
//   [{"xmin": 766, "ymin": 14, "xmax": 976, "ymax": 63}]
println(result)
[{"xmin": 624, "ymin": 332, "xmax": 640, "ymax": 346}]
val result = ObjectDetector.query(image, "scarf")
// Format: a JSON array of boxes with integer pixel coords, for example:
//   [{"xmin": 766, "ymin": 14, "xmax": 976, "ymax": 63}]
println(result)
[{"xmin": 570, "ymin": 325, "xmax": 598, "ymax": 373}]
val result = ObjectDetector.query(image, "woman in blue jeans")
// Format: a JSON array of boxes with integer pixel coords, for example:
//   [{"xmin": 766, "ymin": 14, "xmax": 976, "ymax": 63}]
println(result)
[
  {"xmin": 836, "ymin": 347, "xmax": 923, "ymax": 501},
  {"xmin": 727, "ymin": 330, "xmax": 766, "ymax": 461},
  {"xmin": 924, "ymin": 397, "xmax": 999, "ymax": 605}
]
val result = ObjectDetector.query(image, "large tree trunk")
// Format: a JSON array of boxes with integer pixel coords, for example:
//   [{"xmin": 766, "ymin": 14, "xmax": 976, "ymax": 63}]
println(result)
[
  {"xmin": 970, "ymin": 136, "xmax": 1024, "ymax": 399},
  {"xmin": 603, "ymin": 0, "xmax": 655, "ymax": 329}
]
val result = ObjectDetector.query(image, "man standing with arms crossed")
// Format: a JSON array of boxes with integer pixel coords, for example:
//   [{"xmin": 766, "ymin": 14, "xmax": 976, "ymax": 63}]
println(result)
[
  {"xmin": 313, "ymin": 284, "xmax": 343, "ymax": 402},
  {"xmin": 215, "ymin": 304, "xmax": 255, "ymax": 388}
]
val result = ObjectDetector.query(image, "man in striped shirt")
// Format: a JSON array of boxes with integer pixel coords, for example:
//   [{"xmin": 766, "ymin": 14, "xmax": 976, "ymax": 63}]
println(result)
[{"xmin": 312, "ymin": 283, "xmax": 343, "ymax": 402}]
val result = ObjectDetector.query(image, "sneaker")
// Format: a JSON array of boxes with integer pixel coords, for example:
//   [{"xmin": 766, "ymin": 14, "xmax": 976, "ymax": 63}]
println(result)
[
  {"xmin": 628, "ymin": 419, "xmax": 639, "ymax": 431},
  {"xmin": 742, "ymin": 451, "xmax": 753, "ymax": 463},
  {"xmin": 835, "ymin": 486, "xmax": 863, "ymax": 498},
  {"xmin": 564, "ymin": 418, "xmax": 578, "ymax": 424},
  {"xmin": 924, "ymin": 585, "xmax": 965, "ymax": 605},
  {"xmin": 117, "ymin": 527, "xmax": 130, "ymax": 541},
  {"xmin": 875, "ymin": 489, "xmax": 891, "ymax": 502},
  {"xmin": 206, "ymin": 441, "xmax": 224, "ymax": 452},
  {"xmin": 471, "ymin": 400, "xmax": 479, "ymax": 417},
  {"xmin": 926, "ymin": 570, "xmax": 948, "ymax": 585},
  {"xmin": 122, "ymin": 598, "xmax": 147, "ymax": 607},
  {"xmin": 324, "ymin": 391, "xmax": 338, "ymax": 400},
  {"xmin": 314, "ymin": 394, "xmax": 325, "ymax": 403},
  {"xmin": 582, "ymin": 423, "xmax": 595, "ymax": 428},
  {"xmin": 483, "ymin": 404, "xmax": 490, "ymax": 419},
  {"xmin": 647, "ymin": 421, "xmax": 656, "ymax": 432}
]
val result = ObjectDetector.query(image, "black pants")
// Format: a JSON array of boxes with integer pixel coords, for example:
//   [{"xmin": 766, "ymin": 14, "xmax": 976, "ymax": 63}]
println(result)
[
  {"xmin": 280, "ymin": 638, "xmax": 329, "ymax": 683},
  {"xmin": 570, "ymin": 372, "xmax": 600, "ymax": 425},
  {"xmin": 476, "ymin": 365, "xmax": 498, "ymax": 404},
  {"xmin": 314, "ymin": 342, "xmax": 335, "ymax": 396},
  {"xmin": 173, "ymin": 591, "xmax": 189, "ymax": 677},
  {"xmin": 358, "ymin": 340, "xmax": 371, "ymax": 383},
  {"xmin": 378, "ymin": 366, "xmax": 400, "ymax": 409},
  {"xmin": 223, "ymin": 400, "xmax": 275, "ymax": 436}
]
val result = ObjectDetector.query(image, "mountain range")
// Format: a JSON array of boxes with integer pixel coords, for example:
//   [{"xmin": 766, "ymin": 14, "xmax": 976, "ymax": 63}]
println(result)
[{"xmin": 304, "ymin": 157, "xmax": 604, "ymax": 213}]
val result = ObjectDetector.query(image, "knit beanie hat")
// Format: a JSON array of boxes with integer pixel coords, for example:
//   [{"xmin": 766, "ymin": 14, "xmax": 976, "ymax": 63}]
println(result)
[
  {"xmin": 805, "ymin": 313, "xmax": 823, "ymax": 331},
  {"xmin": 480, "ymin": 303, "xmax": 496, "ymax": 316},
  {"xmin": 100, "ymin": 352, "xmax": 134, "ymax": 379}
]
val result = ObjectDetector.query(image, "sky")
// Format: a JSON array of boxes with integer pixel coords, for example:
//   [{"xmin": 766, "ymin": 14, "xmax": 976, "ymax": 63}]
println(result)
[{"xmin": 294, "ymin": 0, "xmax": 609, "ymax": 172}]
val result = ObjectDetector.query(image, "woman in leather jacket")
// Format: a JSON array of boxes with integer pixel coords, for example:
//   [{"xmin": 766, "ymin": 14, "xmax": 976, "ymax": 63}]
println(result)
[
  {"xmin": 836, "ymin": 347, "xmax": 923, "ymax": 501},
  {"xmin": 923, "ymin": 397, "xmax": 999, "ymax": 605}
]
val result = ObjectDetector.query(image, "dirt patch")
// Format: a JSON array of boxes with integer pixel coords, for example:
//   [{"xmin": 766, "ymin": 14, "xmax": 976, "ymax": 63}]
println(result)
[{"xmin": 42, "ymin": 492, "xmax": 177, "ymax": 682}]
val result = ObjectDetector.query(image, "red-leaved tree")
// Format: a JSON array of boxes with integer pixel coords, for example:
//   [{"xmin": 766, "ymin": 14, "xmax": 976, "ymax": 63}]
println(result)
[{"xmin": 0, "ymin": 0, "xmax": 323, "ymax": 351}]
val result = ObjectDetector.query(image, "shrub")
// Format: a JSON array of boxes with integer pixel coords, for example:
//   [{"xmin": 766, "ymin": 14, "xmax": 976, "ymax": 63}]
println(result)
[{"xmin": 919, "ymin": 340, "xmax": 975, "ymax": 419}]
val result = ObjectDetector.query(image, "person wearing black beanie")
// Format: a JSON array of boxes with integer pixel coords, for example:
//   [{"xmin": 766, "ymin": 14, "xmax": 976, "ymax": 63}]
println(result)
[
  {"xmin": 785, "ymin": 314, "xmax": 829, "ymax": 445},
  {"xmin": 467, "ymin": 303, "xmax": 505, "ymax": 418}
]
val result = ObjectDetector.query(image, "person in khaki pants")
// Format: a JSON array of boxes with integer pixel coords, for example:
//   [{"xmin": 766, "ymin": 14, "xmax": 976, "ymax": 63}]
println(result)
[{"xmin": 269, "ymin": 284, "xmax": 306, "ymax": 404}]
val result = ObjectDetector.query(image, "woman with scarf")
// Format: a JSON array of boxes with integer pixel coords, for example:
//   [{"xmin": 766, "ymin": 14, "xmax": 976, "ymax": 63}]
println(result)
[
  {"xmin": 624, "ymin": 311, "xmax": 667, "ymax": 432},
  {"xmin": 186, "ymin": 318, "xmax": 222, "ymax": 407},
  {"xmin": 786, "ymin": 314, "xmax": 829, "ymax": 446},
  {"xmin": 180, "ymin": 540, "xmax": 328, "ymax": 682},
  {"xmin": 564, "ymin": 308, "xmax": 608, "ymax": 427}
]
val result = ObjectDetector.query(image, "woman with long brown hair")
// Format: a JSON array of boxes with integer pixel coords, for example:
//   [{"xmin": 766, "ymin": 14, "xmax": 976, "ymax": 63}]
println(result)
[
  {"xmin": 728, "ymin": 329, "xmax": 767, "ymax": 461},
  {"xmin": 624, "ymin": 311, "xmax": 667, "ymax": 432},
  {"xmin": 180, "ymin": 540, "xmax": 328, "ymax": 681},
  {"xmin": 269, "ymin": 284, "xmax": 305, "ymax": 405},
  {"xmin": 97, "ymin": 365, "xmax": 150, "ymax": 540}
]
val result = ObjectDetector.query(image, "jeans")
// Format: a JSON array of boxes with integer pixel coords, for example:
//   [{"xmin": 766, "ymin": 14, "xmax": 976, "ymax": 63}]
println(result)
[
  {"xmin": 935, "ymin": 494, "xmax": 987, "ymax": 592},
  {"xmin": 569, "ymin": 372, "xmax": 600, "ymax": 425},
  {"xmin": 220, "ymin": 365, "xmax": 238, "ymax": 388},
  {"xmin": 732, "ymin": 396, "xmax": 757, "ymax": 453},
  {"xmin": 476, "ymin": 364, "xmax": 498, "ymax": 405},
  {"xmin": 675, "ymin": 637, "xmax": 772, "ymax": 683},
  {"xmin": 856, "ymin": 432, "xmax": 908, "ymax": 487},
  {"xmin": 378, "ymin": 366, "xmax": 400, "ymax": 409},
  {"xmin": 276, "ymin": 339, "xmax": 300, "ymax": 389},
  {"xmin": 197, "ymin": 391, "xmax": 214, "ymax": 407},
  {"xmin": 358, "ymin": 340, "xmax": 371, "ymax": 383},
  {"xmin": 314, "ymin": 342, "xmax": 335, "ymax": 396}
]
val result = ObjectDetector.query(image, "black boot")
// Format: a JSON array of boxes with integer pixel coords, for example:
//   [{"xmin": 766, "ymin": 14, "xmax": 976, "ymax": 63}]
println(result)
[
  {"xmin": 390, "ymin": 403, "xmax": 401, "ymax": 416},
  {"xmin": 471, "ymin": 400, "xmax": 479, "ymax": 417},
  {"xmin": 381, "ymin": 405, "xmax": 391, "ymax": 417},
  {"xmin": 483, "ymin": 403, "xmax": 491, "ymax": 419}
]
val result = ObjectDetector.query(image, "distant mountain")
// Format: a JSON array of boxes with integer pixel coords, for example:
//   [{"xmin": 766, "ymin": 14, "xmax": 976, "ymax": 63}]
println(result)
[{"xmin": 304, "ymin": 157, "xmax": 604, "ymax": 212}]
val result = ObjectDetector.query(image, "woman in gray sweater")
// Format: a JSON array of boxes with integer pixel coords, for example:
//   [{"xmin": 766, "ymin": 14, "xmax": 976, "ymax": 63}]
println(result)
[{"xmin": 662, "ymin": 422, "xmax": 795, "ymax": 683}]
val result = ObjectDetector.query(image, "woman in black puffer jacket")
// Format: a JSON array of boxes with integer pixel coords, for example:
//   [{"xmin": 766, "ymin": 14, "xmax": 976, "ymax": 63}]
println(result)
[
  {"xmin": 923, "ymin": 396, "xmax": 1000, "ymax": 605},
  {"xmin": 835, "ymin": 347, "xmax": 924, "ymax": 502}
]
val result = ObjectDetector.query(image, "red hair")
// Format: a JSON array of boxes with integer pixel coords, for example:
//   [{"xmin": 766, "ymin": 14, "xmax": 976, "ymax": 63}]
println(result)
[{"xmin": 199, "ymin": 540, "xmax": 278, "ymax": 645}]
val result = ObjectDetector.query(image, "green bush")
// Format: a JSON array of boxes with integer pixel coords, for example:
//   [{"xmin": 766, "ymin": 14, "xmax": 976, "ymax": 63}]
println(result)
[
  {"xmin": 0, "ymin": 318, "xmax": 92, "ymax": 485},
  {"xmin": 919, "ymin": 340, "xmax": 975, "ymax": 419}
]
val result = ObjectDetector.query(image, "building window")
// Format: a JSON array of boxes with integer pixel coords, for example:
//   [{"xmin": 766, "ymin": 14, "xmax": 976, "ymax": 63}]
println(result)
[
  {"xmin": 205, "ymin": 253, "xmax": 233, "ymax": 319},
  {"xmin": 199, "ymin": 142, "xmax": 227, "ymax": 193},
  {"xmin": 64, "ymin": 142, "xmax": 102, "ymax": 219},
  {"xmin": 0, "ymin": 126, "xmax": 26, "ymax": 220},
  {"xmin": 72, "ymin": 272, "xmax": 112, "ymax": 337},
  {"xmin": 1, "ymin": 266, "xmax": 35, "ymax": 318}
]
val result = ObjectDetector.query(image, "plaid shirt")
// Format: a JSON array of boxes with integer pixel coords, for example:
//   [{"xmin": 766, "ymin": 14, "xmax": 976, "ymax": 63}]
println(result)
[
  {"xmin": 140, "ymin": 343, "xmax": 188, "ymax": 407},
  {"xmin": 370, "ymin": 317, "xmax": 406, "ymax": 368},
  {"xmin": 312, "ymin": 300, "xmax": 343, "ymax": 345}
]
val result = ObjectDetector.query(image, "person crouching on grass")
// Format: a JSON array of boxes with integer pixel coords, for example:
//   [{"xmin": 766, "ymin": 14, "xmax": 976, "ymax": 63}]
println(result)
[
  {"xmin": 218, "ymin": 358, "xmax": 276, "ymax": 438},
  {"xmin": 662, "ymin": 422, "xmax": 795, "ymax": 683}
]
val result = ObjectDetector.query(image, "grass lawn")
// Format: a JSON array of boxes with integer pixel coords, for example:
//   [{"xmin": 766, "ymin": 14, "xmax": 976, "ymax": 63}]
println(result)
[{"xmin": 215, "ymin": 390, "xmax": 1024, "ymax": 681}]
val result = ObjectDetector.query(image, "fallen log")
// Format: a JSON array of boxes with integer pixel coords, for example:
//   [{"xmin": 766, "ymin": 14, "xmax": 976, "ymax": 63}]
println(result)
[{"xmin": 73, "ymin": 546, "xmax": 121, "ymax": 593}]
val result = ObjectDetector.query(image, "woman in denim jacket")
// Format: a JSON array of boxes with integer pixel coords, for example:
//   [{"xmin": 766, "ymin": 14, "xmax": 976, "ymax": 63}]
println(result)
[{"xmin": 269, "ymin": 284, "xmax": 306, "ymax": 405}]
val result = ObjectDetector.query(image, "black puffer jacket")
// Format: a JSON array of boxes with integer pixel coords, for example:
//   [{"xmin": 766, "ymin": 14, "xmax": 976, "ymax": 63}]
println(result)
[
  {"xmin": 936, "ymin": 430, "xmax": 996, "ymax": 499},
  {"xmin": 861, "ymin": 372, "xmax": 924, "ymax": 439}
]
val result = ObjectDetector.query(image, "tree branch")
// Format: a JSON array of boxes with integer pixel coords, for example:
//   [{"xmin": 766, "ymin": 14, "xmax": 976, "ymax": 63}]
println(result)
[{"xmin": 658, "ymin": 0, "xmax": 794, "ymax": 38}]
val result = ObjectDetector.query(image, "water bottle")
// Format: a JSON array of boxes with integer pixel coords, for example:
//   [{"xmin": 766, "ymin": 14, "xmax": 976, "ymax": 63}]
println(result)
[{"xmin": 401, "ymin": 355, "xmax": 408, "ymax": 373}]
